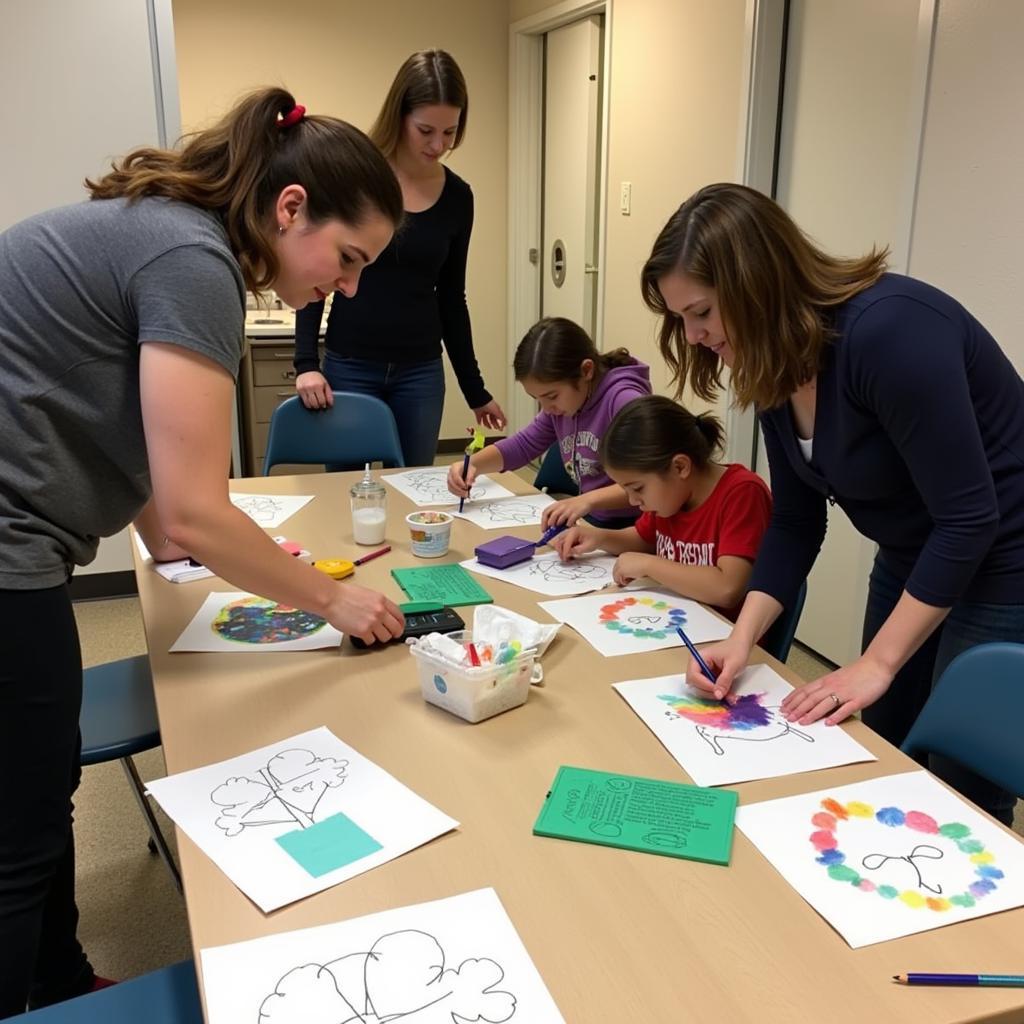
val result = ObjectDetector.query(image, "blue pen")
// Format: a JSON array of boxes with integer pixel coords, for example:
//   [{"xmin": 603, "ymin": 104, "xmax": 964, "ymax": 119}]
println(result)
[
  {"xmin": 535, "ymin": 521, "xmax": 569, "ymax": 549},
  {"xmin": 676, "ymin": 626, "xmax": 718, "ymax": 686}
]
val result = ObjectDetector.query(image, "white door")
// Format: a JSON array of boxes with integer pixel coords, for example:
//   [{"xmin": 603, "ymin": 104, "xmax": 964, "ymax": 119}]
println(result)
[
  {"xmin": 541, "ymin": 15, "xmax": 603, "ymax": 333},
  {"xmin": 762, "ymin": 0, "xmax": 922, "ymax": 665}
]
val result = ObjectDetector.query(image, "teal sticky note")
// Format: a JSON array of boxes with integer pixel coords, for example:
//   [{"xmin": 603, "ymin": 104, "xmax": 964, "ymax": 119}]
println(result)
[{"xmin": 275, "ymin": 812, "xmax": 382, "ymax": 878}]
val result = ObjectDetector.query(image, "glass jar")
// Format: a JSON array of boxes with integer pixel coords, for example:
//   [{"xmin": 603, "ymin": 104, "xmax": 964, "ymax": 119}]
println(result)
[{"xmin": 350, "ymin": 466, "xmax": 387, "ymax": 545}]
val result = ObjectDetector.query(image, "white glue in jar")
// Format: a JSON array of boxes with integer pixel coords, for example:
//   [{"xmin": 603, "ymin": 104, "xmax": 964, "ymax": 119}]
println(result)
[{"xmin": 350, "ymin": 463, "xmax": 387, "ymax": 545}]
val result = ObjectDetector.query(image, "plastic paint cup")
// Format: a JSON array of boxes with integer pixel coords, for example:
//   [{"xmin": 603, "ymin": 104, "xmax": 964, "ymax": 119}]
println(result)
[{"xmin": 405, "ymin": 511, "xmax": 454, "ymax": 558}]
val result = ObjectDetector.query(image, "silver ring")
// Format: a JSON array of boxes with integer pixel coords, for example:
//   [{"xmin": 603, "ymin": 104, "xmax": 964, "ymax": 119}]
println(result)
[{"xmin": 828, "ymin": 693, "xmax": 840, "ymax": 708}]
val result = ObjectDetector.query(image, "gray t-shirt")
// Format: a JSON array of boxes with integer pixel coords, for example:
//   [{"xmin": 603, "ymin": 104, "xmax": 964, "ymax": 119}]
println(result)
[{"xmin": 0, "ymin": 196, "xmax": 246, "ymax": 588}]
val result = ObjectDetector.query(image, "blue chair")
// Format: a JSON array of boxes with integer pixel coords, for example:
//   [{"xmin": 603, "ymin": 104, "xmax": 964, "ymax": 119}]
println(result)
[
  {"xmin": 533, "ymin": 443, "xmax": 578, "ymax": 497},
  {"xmin": 80, "ymin": 656, "xmax": 181, "ymax": 893},
  {"xmin": 901, "ymin": 642, "xmax": 1024, "ymax": 796},
  {"xmin": 263, "ymin": 393, "xmax": 405, "ymax": 474},
  {"xmin": 758, "ymin": 580, "xmax": 808, "ymax": 663},
  {"xmin": 17, "ymin": 960, "xmax": 201, "ymax": 1022}
]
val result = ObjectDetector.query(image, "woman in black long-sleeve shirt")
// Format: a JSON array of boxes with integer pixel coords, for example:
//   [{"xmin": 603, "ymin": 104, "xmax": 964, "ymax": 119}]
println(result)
[
  {"xmin": 642, "ymin": 183, "xmax": 1024, "ymax": 823},
  {"xmin": 294, "ymin": 50, "xmax": 505, "ymax": 466}
]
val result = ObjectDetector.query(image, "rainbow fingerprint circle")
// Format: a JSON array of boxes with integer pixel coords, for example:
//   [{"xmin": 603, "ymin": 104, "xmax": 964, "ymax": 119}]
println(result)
[
  {"xmin": 598, "ymin": 596, "xmax": 687, "ymax": 640},
  {"xmin": 809, "ymin": 798, "xmax": 1002, "ymax": 912},
  {"xmin": 211, "ymin": 597, "xmax": 327, "ymax": 645}
]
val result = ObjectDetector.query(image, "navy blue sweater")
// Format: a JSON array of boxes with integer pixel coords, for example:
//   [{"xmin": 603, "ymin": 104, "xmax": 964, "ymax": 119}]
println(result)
[
  {"xmin": 749, "ymin": 274, "xmax": 1024, "ymax": 611},
  {"xmin": 294, "ymin": 166, "xmax": 490, "ymax": 409}
]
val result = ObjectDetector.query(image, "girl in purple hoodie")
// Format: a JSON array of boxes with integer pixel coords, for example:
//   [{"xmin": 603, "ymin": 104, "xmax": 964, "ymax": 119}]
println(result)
[{"xmin": 447, "ymin": 317, "xmax": 652, "ymax": 527}]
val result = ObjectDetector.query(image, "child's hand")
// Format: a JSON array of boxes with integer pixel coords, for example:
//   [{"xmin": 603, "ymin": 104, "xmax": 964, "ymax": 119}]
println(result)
[
  {"xmin": 612, "ymin": 552, "xmax": 652, "ymax": 586},
  {"xmin": 541, "ymin": 494, "xmax": 592, "ymax": 529},
  {"xmin": 686, "ymin": 635, "xmax": 753, "ymax": 702},
  {"xmin": 551, "ymin": 526, "xmax": 596, "ymax": 560},
  {"xmin": 447, "ymin": 459, "xmax": 477, "ymax": 498}
]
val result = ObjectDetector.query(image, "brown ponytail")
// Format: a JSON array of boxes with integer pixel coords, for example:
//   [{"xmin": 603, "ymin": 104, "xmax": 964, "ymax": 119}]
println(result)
[
  {"xmin": 513, "ymin": 317, "xmax": 632, "ymax": 384},
  {"xmin": 600, "ymin": 395, "xmax": 724, "ymax": 473},
  {"xmin": 86, "ymin": 87, "xmax": 403, "ymax": 292}
]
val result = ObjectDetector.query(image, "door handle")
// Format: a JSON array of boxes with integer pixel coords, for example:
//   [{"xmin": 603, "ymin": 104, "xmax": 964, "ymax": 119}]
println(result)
[{"xmin": 551, "ymin": 239, "xmax": 566, "ymax": 287}]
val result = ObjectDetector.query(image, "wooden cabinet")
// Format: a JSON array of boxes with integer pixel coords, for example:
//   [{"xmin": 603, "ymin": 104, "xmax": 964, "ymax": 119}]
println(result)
[{"xmin": 238, "ymin": 337, "xmax": 323, "ymax": 476}]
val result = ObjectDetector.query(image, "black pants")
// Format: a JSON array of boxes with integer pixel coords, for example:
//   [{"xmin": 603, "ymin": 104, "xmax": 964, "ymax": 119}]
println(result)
[
  {"xmin": 0, "ymin": 585, "xmax": 94, "ymax": 1017},
  {"xmin": 860, "ymin": 556, "xmax": 1022, "ymax": 826}
]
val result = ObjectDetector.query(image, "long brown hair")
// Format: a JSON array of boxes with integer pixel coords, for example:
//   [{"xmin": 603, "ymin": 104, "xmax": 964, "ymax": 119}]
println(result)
[
  {"xmin": 641, "ymin": 183, "xmax": 888, "ymax": 409},
  {"xmin": 369, "ymin": 50, "xmax": 468, "ymax": 158},
  {"xmin": 513, "ymin": 317, "xmax": 633, "ymax": 385},
  {"xmin": 87, "ymin": 87, "xmax": 403, "ymax": 292},
  {"xmin": 601, "ymin": 396, "xmax": 724, "ymax": 473}
]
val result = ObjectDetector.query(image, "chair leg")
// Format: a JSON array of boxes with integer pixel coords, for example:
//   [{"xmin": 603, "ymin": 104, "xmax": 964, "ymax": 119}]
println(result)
[{"xmin": 120, "ymin": 756, "xmax": 183, "ymax": 894}]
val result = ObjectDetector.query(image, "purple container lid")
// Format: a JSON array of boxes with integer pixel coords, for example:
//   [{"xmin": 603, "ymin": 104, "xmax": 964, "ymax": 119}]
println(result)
[{"xmin": 475, "ymin": 535, "xmax": 536, "ymax": 569}]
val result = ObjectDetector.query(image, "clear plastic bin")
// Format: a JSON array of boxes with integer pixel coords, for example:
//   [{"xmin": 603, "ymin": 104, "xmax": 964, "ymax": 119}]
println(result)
[{"xmin": 408, "ymin": 629, "xmax": 536, "ymax": 723}]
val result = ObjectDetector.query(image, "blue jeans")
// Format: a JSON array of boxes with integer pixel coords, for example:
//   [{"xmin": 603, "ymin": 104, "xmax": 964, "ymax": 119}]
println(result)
[
  {"xmin": 861, "ymin": 556, "xmax": 1024, "ymax": 824},
  {"xmin": 323, "ymin": 353, "xmax": 445, "ymax": 468}
]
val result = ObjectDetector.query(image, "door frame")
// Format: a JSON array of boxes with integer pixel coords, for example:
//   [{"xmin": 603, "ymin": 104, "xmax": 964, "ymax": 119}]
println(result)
[{"xmin": 508, "ymin": 0, "xmax": 613, "ymax": 434}]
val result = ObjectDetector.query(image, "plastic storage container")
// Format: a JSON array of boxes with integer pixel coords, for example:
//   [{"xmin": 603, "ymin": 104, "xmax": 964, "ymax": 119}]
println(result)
[{"xmin": 408, "ymin": 630, "xmax": 536, "ymax": 723}]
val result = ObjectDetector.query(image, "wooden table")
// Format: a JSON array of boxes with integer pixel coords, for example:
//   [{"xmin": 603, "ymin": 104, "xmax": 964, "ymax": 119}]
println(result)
[{"xmin": 134, "ymin": 471, "xmax": 1024, "ymax": 1023}]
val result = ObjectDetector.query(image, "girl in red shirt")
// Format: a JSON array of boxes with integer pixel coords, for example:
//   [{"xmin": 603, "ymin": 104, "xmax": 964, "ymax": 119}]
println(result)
[{"xmin": 552, "ymin": 395, "xmax": 771, "ymax": 618}]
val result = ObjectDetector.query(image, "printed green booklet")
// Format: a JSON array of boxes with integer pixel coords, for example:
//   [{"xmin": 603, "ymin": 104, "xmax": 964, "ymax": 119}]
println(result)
[
  {"xmin": 533, "ymin": 765, "xmax": 738, "ymax": 865},
  {"xmin": 391, "ymin": 564, "xmax": 493, "ymax": 608}
]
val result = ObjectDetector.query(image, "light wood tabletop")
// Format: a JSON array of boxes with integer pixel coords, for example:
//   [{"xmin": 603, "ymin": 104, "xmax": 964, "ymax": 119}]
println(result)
[{"xmin": 133, "ymin": 470, "xmax": 1024, "ymax": 1023}]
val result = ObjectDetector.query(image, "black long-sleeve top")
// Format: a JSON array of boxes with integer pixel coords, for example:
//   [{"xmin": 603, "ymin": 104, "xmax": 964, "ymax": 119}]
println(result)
[
  {"xmin": 293, "ymin": 166, "xmax": 491, "ymax": 409},
  {"xmin": 749, "ymin": 273, "xmax": 1024, "ymax": 612}
]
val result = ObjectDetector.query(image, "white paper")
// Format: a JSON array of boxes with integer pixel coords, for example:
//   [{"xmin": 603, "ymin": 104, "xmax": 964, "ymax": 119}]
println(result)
[
  {"xmin": 613, "ymin": 663, "xmax": 876, "ymax": 786},
  {"xmin": 200, "ymin": 887, "xmax": 565, "ymax": 1023},
  {"xmin": 538, "ymin": 588, "xmax": 731, "ymax": 657},
  {"xmin": 169, "ymin": 592, "xmax": 343, "ymax": 653},
  {"xmin": 463, "ymin": 551, "xmax": 617, "ymax": 597},
  {"xmin": 383, "ymin": 467, "xmax": 515, "ymax": 507},
  {"xmin": 147, "ymin": 727, "xmax": 459, "ymax": 913},
  {"xmin": 230, "ymin": 492, "xmax": 314, "ymax": 529},
  {"xmin": 736, "ymin": 770, "xmax": 1024, "ymax": 948},
  {"xmin": 451, "ymin": 493, "xmax": 555, "ymax": 529}
]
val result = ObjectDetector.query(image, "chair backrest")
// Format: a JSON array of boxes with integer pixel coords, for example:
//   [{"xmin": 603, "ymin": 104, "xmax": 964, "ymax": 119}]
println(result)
[
  {"xmin": 263, "ymin": 393, "xmax": 405, "ymax": 475},
  {"xmin": 17, "ymin": 961, "xmax": 202, "ymax": 1022},
  {"xmin": 901, "ymin": 641, "xmax": 1024, "ymax": 796},
  {"xmin": 533, "ymin": 443, "xmax": 579, "ymax": 497},
  {"xmin": 758, "ymin": 579, "xmax": 808, "ymax": 664}
]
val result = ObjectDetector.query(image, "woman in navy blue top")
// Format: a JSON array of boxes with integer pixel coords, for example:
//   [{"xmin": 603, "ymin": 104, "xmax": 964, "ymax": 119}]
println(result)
[
  {"xmin": 294, "ymin": 50, "xmax": 505, "ymax": 466},
  {"xmin": 642, "ymin": 183, "xmax": 1024, "ymax": 823}
]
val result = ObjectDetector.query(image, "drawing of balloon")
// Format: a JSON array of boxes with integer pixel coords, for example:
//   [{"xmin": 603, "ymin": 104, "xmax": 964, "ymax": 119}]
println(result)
[{"xmin": 599, "ymin": 596, "xmax": 687, "ymax": 639}]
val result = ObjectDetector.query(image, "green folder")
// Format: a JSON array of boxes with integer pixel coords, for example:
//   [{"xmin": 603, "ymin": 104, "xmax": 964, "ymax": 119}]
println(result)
[
  {"xmin": 391, "ymin": 564, "xmax": 493, "ymax": 608},
  {"xmin": 533, "ymin": 765, "xmax": 737, "ymax": 865}
]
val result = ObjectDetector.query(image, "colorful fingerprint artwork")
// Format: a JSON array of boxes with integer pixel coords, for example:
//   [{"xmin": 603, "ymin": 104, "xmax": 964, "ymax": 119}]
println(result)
[
  {"xmin": 614, "ymin": 664, "xmax": 874, "ymax": 786},
  {"xmin": 170, "ymin": 592, "xmax": 344, "ymax": 653},
  {"xmin": 539, "ymin": 589, "xmax": 731, "ymax": 657},
  {"xmin": 736, "ymin": 771, "xmax": 1024, "ymax": 947}
]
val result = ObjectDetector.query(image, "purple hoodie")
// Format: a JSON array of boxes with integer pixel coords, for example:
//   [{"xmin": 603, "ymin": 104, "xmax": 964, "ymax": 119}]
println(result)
[{"xmin": 495, "ymin": 358, "xmax": 652, "ymax": 524}]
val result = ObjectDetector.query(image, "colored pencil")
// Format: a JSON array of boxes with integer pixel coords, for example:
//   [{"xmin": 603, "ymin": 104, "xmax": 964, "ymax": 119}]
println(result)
[
  {"xmin": 894, "ymin": 974, "xmax": 1024, "ymax": 987},
  {"xmin": 675, "ymin": 626, "xmax": 718, "ymax": 685},
  {"xmin": 353, "ymin": 545, "xmax": 391, "ymax": 566},
  {"xmin": 458, "ymin": 452, "xmax": 471, "ymax": 513}
]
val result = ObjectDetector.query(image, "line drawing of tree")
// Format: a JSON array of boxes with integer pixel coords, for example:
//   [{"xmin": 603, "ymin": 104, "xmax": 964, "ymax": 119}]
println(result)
[{"xmin": 210, "ymin": 748, "xmax": 348, "ymax": 837}]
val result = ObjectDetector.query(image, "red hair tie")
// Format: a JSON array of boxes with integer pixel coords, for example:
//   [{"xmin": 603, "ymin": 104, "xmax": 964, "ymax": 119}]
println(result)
[{"xmin": 278, "ymin": 104, "xmax": 306, "ymax": 130}]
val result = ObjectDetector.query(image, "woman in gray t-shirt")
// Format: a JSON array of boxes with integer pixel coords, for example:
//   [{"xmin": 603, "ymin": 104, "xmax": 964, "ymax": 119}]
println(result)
[{"xmin": 0, "ymin": 87, "xmax": 405, "ymax": 1014}]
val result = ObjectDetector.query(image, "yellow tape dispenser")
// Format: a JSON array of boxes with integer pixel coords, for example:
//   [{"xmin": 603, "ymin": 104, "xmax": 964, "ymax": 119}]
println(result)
[{"xmin": 313, "ymin": 558, "xmax": 355, "ymax": 580}]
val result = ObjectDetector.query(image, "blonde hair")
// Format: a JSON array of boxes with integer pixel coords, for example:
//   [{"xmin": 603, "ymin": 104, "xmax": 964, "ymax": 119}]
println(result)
[
  {"xmin": 87, "ymin": 86, "xmax": 403, "ymax": 293},
  {"xmin": 641, "ymin": 183, "xmax": 888, "ymax": 409},
  {"xmin": 369, "ymin": 50, "xmax": 468, "ymax": 158}
]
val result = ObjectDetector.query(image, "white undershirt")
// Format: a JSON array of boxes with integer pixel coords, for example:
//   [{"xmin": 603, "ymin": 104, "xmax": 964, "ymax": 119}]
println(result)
[{"xmin": 797, "ymin": 436, "xmax": 814, "ymax": 463}]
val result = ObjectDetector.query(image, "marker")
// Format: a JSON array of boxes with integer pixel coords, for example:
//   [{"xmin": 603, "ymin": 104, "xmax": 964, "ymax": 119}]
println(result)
[
  {"xmin": 458, "ymin": 428, "xmax": 487, "ymax": 513},
  {"xmin": 458, "ymin": 451, "xmax": 472, "ymax": 514},
  {"xmin": 534, "ymin": 521, "xmax": 569, "ymax": 549},
  {"xmin": 676, "ymin": 626, "xmax": 718, "ymax": 686},
  {"xmin": 354, "ymin": 545, "xmax": 391, "ymax": 566},
  {"xmin": 467, "ymin": 642, "xmax": 481, "ymax": 667},
  {"xmin": 893, "ymin": 974, "xmax": 1024, "ymax": 987}
]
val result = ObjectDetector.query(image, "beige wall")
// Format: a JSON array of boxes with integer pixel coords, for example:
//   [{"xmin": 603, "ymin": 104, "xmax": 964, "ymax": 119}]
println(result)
[
  {"xmin": 171, "ymin": 0, "xmax": 509, "ymax": 441},
  {"xmin": 910, "ymin": 0, "xmax": 1024, "ymax": 372}
]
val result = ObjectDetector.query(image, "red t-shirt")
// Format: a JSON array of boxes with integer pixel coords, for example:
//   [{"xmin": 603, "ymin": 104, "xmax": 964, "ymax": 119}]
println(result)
[{"xmin": 634, "ymin": 463, "xmax": 772, "ymax": 616}]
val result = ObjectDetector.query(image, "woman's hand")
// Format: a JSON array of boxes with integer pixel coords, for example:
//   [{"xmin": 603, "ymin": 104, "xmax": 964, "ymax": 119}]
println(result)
[
  {"xmin": 295, "ymin": 371, "xmax": 333, "ymax": 410},
  {"xmin": 780, "ymin": 655, "xmax": 894, "ymax": 726},
  {"xmin": 551, "ymin": 526, "xmax": 597, "ymax": 560},
  {"xmin": 325, "ymin": 583, "xmax": 405, "ymax": 646},
  {"xmin": 685, "ymin": 634, "xmax": 755, "ymax": 702},
  {"xmin": 612, "ymin": 551, "xmax": 655, "ymax": 587},
  {"xmin": 541, "ymin": 494, "xmax": 593, "ymax": 529},
  {"xmin": 473, "ymin": 400, "xmax": 506, "ymax": 431},
  {"xmin": 447, "ymin": 457, "xmax": 477, "ymax": 498}
]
